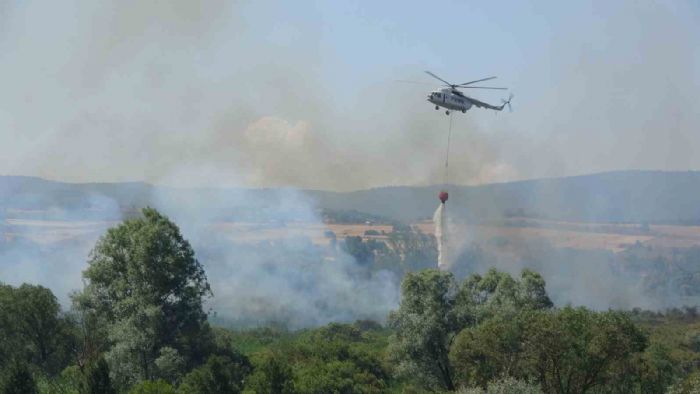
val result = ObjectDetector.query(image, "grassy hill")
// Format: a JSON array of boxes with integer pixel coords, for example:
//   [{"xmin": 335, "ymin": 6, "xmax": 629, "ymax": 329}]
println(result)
[
  {"xmin": 3, "ymin": 170, "xmax": 700, "ymax": 224},
  {"xmin": 311, "ymin": 171, "xmax": 700, "ymax": 223}
]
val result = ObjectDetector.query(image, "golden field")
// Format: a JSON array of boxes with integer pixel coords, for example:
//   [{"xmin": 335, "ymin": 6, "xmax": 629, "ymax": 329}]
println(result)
[{"xmin": 5, "ymin": 217, "xmax": 700, "ymax": 253}]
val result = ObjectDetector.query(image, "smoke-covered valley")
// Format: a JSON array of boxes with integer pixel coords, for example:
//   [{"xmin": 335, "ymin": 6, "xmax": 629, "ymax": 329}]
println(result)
[{"xmin": 3, "ymin": 172, "xmax": 700, "ymax": 328}]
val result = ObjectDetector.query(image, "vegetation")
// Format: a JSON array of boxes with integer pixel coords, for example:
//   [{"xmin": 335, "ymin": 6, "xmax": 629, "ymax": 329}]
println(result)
[
  {"xmin": 2, "ymin": 207, "xmax": 700, "ymax": 393},
  {"xmin": 341, "ymin": 227, "xmax": 437, "ymax": 275},
  {"xmin": 71, "ymin": 207, "xmax": 214, "ymax": 387},
  {"xmin": 0, "ymin": 283, "xmax": 73, "ymax": 374},
  {"xmin": 1, "ymin": 362, "xmax": 38, "ymax": 394}
]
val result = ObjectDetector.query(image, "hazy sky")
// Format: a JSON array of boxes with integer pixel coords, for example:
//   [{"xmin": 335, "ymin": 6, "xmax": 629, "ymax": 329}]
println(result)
[{"xmin": 1, "ymin": 1, "xmax": 698, "ymax": 191}]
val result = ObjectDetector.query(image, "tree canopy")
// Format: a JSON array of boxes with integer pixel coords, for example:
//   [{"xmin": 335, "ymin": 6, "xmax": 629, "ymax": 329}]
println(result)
[
  {"xmin": 388, "ymin": 268, "xmax": 553, "ymax": 391},
  {"xmin": 0, "ymin": 283, "xmax": 72, "ymax": 374},
  {"xmin": 72, "ymin": 207, "xmax": 213, "ymax": 386}
]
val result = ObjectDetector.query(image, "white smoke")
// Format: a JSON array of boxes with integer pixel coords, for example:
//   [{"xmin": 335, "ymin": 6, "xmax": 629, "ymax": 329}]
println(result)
[
  {"xmin": 0, "ymin": 193, "xmax": 121, "ymax": 305},
  {"xmin": 151, "ymin": 180, "xmax": 401, "ymax": 328}
]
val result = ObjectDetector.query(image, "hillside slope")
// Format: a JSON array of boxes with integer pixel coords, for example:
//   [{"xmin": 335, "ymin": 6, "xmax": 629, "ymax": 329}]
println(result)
[{"xmin": 2, "ymin": 171, "xmax": 700, "ymax": 224}]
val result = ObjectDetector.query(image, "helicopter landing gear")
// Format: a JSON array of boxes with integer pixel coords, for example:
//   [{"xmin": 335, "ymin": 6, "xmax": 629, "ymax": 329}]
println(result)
[
  {"xmin": 445, "ymin": 110, "xmax": 450, "ymax": 115},
  {"xmin": 435, "ymin": 105, "xmax": 439, "ymax": 110}
]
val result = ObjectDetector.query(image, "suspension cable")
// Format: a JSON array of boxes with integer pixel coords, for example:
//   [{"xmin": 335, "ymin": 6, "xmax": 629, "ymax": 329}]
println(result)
[{"xmin": 443, "ymin": 113, "xmax": 453, "ymax": 186}]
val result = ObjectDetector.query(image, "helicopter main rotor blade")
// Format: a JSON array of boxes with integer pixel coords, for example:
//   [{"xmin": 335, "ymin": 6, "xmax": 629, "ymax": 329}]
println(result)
[
  {"xmin": 459, "ymin": 76, "xmax": 497, "ymax": 86},
  {"xmin": 424, "ymin": 71, "xmax": 453, "ymax": 86},
  {"xmin": 461, "ymin": 86, "xmax": 508, "ymax": 90}
]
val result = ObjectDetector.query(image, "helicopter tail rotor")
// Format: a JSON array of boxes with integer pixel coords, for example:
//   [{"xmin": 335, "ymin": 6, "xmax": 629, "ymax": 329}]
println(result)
[{"xmin": 501, "ymin": 93, "xmax": 514, "ymax": 112}]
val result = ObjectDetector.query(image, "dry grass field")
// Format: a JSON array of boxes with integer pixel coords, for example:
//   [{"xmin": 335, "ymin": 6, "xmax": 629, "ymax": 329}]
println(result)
[
  {"xmin": 414, "ymin": 218, "xmax": 700, "ymax": 252},
  {"xmin": 5, "ymin": 216, "xmax": 700, "ymax": 253}
]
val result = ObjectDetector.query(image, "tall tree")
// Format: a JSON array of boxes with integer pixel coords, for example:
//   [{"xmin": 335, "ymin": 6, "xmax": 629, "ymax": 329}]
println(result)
[
  {"xmin": 14, "ymin": 284, "xmax": 72, "ymax": 373},
  {"xmin": 0, "ymin": 283, "xmax": 73, "ymax": 374},
  {"xmin": 72, "ymin": 208, "xmax": 212, "ymax": 386},
  {"xmin": 522, "ymin": 307, "xmax": 647, "ymax": 393},
  {"xmin": 388, "ymin": 268, "xmax": 553, "ymax": 391},
  {"xmin": 388, "ymin": 270, "xmax": 461, "ymax": 391},
  {"xmin": 450, "ymin": 313, "xmax": 532, "ymax": 388}
]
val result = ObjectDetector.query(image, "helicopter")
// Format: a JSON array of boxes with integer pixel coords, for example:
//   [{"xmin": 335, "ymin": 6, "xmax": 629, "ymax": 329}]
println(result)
[{"xmin": 418, "ymin": 71, "xmax": 513, "ymax": 115}]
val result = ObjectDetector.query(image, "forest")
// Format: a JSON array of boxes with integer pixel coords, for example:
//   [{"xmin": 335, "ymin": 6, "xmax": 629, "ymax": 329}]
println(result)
[{"xmin": 2, "ymin": 208, "xmax": 700, "ymax": 393}]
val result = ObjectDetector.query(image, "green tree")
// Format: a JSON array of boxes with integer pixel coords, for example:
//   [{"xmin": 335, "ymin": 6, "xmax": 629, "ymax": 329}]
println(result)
[
  {"xmin": 381, "ymin": 228, "xmax": 437, "ymax": 273},
  {"xmin": 66, "ymin": 307, "xmax": 109, "ymax": 378},
  {"xmin": 83, "ymin": 358, "xmax": 116, "ymax": 394},
  {"xmin": 388, "ymin": 270, "xmax": 461, "ymax": 391},
  {"xmin": 342, "ymin": 236, "xmax": 376, "ymax": 265},
  {"xmin": 667, "ymin": 371, "xmax": 700, "ymax": 394},
  {"xmin": 0, "ymin": 284, "xmax": 18, "ymax": 368},
  {"xmin": 522, "ymin": 307, "xmax": 647, "ymax": 393},
  {"xmin": 154, "ymin": 347, "xmax": 185, "ymax": 385},
  {"xmin": 72, "ymin": 208, "xmax": 213, "ymax": 386},
  {"xmin": 450, "ymin": 313, "xmax": 532, "ymax": 388},
  {"xmin": 454, "ymin": 269, "xmax": 552, "ymax": 325},
  {"xmin": 294, "ymin": 360, "xmax": 384, "ymax": 394},
  {"xmin": 388, "ymin": 269, "xmax": 552, "ymax": 391},
  {"xmin": 15, "ymin": 284, "xmax": 73, "ymax": 373},
  {"xmin": 244, "ymin": 351, "xmax": 295, "ymax": 394},
  {"xmin": 287, "ymin": 322, "xmax": 387, "ymax": 393},
  {"xmin": 0, "ymin": 283, "xmax": 73, "ymax": 374},
  {"xmin": 55, "ymin": 365, "xmax": 84, "ymax": 393},
  {"xmin": 605, "ymin": 341, "xmax": 676, "ymax": 394},
  {"xmin": 1, "ymin": 362, "xmax": 38, "ymax": 394},
  {"xmin": 638, "ymin": 343, "xmax": 676, "ymax": 393},
  {"xmin": 178, "ymin": 355, "xmax": 252, "ymax": 394}
]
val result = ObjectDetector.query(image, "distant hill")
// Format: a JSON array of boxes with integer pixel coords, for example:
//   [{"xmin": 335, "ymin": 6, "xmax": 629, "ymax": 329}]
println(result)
[
  {"xmin": 3, "ymin": 171, "xmax": 700, "ymax": 224},
  {"xmin": 310, "ymin": 171, "xmax": 700, "ymax": 224}
]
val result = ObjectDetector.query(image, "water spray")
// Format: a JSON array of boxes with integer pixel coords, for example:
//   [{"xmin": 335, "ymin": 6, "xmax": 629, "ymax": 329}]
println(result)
[{"xmin": 434, "ymin": 202, "xmax": 448, "ymax": 270}]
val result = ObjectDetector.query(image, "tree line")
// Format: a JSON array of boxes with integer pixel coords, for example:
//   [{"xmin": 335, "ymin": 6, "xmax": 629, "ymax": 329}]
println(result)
[{"xmin": 1, "ymin": 207, "xmax": 700, "ymax": 393}]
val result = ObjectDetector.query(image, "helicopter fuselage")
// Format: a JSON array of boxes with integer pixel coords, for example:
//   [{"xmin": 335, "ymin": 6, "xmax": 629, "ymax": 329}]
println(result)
[{"xmin": 427, "ymin": 88, "xmax": 473, "ymax": 114}]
